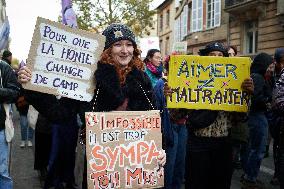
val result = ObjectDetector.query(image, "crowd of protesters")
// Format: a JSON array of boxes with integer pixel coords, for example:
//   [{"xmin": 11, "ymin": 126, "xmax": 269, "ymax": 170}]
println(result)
[{"xmin": 0, "ymin": 22, "xmax": 284, "ymax": 189}]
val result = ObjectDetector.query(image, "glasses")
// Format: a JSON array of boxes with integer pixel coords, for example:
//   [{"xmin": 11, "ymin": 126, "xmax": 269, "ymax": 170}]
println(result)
[{"xmin": 153, "ymin": 56, "xmax": 162, "ymax": 61}]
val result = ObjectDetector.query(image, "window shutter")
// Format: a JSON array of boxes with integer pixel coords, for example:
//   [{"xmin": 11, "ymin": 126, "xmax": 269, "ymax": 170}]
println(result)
[
  {"xmin": 175, "ymin": 0, "xmax": 180, "ymax": 8},
  {"xmin": 178, "ymin": 16, "xmax": 181, "ymax": 41},
  {"xmin": 192, "ymin": 0, "xmax": 197, "ymax": 32},
  {"xmin": 181, "ymin": 11, "xmax": 184, "ymax": 38},
  {"xmin": 214, "ymin": 0, "xmax": 221, "ymax": 27},
  {"xmin": 197, "ymin": 0, "xmax": 203, "ymax": 31},
  {"xmin": 183, "ymin": 5, "xmax": 188, "ymax": 38},
  {"xmin": 175, "ymin": 19, "xmax": 179, "ymax": 42}
]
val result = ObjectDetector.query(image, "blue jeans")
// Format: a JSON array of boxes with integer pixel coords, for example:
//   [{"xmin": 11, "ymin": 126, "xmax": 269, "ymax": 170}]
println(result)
[
  {"xmin": 0, "ymin": 130, "xmax": 13, "ymax": 189},
  {"xmin": 164, "ymin": 124, "xmax": 188, "ymax": 189},
  {"xmin": 20, "ymin": 115, "xmax": 34, "ymax": 141},
  {"xmin": 243, "ymin": 112, "xmax": 268, "ymax": 182}
]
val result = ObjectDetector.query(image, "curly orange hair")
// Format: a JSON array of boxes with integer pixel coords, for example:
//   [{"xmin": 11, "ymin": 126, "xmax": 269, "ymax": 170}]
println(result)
[{"xmin": 99, "ymin": 46, "xmax": 144, "ymax": 85}]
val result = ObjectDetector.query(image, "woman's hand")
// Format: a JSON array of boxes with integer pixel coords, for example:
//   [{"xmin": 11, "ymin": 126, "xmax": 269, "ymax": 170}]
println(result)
[
  {"xmin": 163, "ymin": 82, "xmax": 172, "ymax": 97},
  {"xmin": 157, "ymin": 149, "xmax": 166, "ymax": 167},
  {"xmin": 241, "ymin": 78, "xmax": 254, "ymax": 94},
  {"xmin": 18, "ymin": 66, "xmax": 32, "ymax": 84}
]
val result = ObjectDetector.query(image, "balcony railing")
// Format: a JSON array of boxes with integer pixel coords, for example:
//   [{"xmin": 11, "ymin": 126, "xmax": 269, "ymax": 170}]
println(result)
[
  {"xmin": 225, "ymin": 0, "xmax": 246, "ymax": 8},
  {"xmin": 225, "ymin": 0, "xmax": 269, "ymax": 14},
  {"xmin": 225, "ymin": 0, "xmax": 269, "ymax": 9}
]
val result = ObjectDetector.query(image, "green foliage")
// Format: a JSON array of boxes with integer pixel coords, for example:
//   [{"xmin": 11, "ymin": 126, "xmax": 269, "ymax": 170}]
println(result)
[
  {"xmin": 73, "ymin": 0, "xmax": 156, "ymax": 36},
  {"xmin": 11, "ymin": 58, "xmax": 19, "ymax": 70}
]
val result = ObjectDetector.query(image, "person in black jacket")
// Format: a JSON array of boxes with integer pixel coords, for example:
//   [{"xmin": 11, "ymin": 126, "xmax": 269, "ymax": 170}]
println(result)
[
  {"xmin": 164, "ymin": 42, "xmax": 254, "ymax": 189},
  {"xmin": 189, "ymin": 42, "xmax": 253, "ymax": 189},
  {"xmin": 0, "ymin": 60, "xmax": 20, "ymax": 189},
  {"xmin": 1, "ymin": 50, "xmax": 12, "ymax": 65},
  {"xmin": 242, "ymin": 53, "xmax": 273, "ymax": 189},
  {"xmin": 18, "ymin": 23, "xmax": 166, "ymax": 189},
  {"xmin": 272, "ymin": 48, "xmax": 284, "ymax": 189}
]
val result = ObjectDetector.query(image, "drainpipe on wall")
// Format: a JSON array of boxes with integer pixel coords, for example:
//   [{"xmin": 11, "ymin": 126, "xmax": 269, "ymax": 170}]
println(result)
[
  {"xmin": 227, "ymin": 18, "xmax": 230, "ymax": 46},
  {"xmin": 226, "ymin": 11, "xmax": 230, "ymax": 46},
  {"xmin": 277, "ymin": 0, "xmax": 284, "ymax": 27}
]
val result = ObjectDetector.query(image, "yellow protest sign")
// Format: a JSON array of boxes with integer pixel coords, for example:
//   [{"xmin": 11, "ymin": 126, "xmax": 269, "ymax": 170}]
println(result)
[{"xmin": 167, "ymin": 55, "xmax": 251, "ymax": 112}]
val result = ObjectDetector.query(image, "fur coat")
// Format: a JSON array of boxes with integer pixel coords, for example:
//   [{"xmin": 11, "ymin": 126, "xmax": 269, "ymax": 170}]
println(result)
[{"xmin": 94, "ymin": 62, "xmax": 156, "ymax": 112}]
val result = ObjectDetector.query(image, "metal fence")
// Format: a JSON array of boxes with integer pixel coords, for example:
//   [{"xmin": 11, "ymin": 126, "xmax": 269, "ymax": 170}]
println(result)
[{"xmin": 225, "ymin": 0, "xmax": 249, "ymax": 8}]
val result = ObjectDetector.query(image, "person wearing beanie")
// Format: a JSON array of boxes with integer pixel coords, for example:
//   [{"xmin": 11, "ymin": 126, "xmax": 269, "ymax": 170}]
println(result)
[
  {"xmin": 199, "ymin": 42, "xmax": 229, "ymax": 57},
  {"xmin": 83, "ymin": 23, "xmax": 165, "ymax": 188},
  {"xmin": 18, "ymin": 23, "xmax": 166, "ymax": 189},
  {"xmin": 272, "ymin": 48, "xmax": 284, "ymax": 189},
  {"xmin": 102, "ymin": 23, "xmax": 137, "ymax": 50},
  {"xmin": 161, "ymin": 41, "xmax": 253, "ymax": 189},
  {"xmin": 1, "ymin": 50, "xmax": 12, "ymax": 65},
  {"xmin": 143, "ymin": 49, "xmax": 163, "ymax": 87},
  {"xmin": 242, "ymin": 53, "xmax": 273, "ymax": 189}
]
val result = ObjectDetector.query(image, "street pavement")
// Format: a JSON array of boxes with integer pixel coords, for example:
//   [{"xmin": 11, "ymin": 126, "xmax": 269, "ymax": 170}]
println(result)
[
  {"xmin": 10, "ymin": 110, "xmax": 41, "ymax": 189},
  {"xmin": 10, "ymin": 110, "xmax": 280, "ymax": 189}
]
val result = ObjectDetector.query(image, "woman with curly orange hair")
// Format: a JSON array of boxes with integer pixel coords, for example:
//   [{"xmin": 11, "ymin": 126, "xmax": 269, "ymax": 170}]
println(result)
[
  {"xmin": 94, "ymin": 24, "xmax": 156, "ymax": 112},
  {"xmin": 18, "ymin": 23, "xmax": 166, "ymax": 189}
]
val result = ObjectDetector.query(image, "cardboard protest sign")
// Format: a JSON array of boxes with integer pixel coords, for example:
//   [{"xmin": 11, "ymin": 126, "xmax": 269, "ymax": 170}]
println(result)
[
  {"xmin": 172, "ymin": 41, "xmax": 187, "ymax": 54},
  {"xmin": 167, "ymin": 55, "xmax": 251, "ymax": 112},
  {"xmin": 137, "ymin": 37, "xmax": 160, "ymax": 58},
  {"xmin": 85, "ymin": 111, "xmax": 164, "ymax": 189},
  {"xmin": 23, "ymin": 17, "xmax": 105, "ymax": 101}
]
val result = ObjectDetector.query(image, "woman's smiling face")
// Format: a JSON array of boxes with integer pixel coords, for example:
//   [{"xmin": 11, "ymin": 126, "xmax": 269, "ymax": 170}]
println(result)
[{"xmin": 111, "ymin": 40, "xmax": 134, "ymax": 67}]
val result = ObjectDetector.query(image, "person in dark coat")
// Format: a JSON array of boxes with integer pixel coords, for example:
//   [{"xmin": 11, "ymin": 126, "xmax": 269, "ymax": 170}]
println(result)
[
  {"xmin": 33, "ymin": 114, "xmax": 52, "ymax": 186},
  {"xmin": 272, "ymin": 48, "xmax": 284, "ymax": 189},
  {"xmin": 18, "ymin": 23, "xmax": 166, "ymax": 189},
  {"xmin": 242, "ymin": 53, "xmax": 273, "ymax": 189},
  {"xmin": 164, "ymin": 42, "xmax": 254, "ymax": 189},
  {"xmin": 1, "ymin": 50, "xmax": 12, "ymax": 65},
  {"xmin": 0, "ymin": 60, "xmax": 20, "ymax": 189}
]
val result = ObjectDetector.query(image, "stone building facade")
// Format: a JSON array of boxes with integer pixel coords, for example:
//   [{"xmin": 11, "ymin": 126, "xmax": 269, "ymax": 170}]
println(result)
[{"xmin": 157, "ymin": 0, "xmax": 284, "ymax": 57}]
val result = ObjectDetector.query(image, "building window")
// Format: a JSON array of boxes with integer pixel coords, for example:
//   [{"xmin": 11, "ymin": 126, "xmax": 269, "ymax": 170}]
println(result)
[
  {"xmin": 181, "ymin": 11, "xmax": 184, "ymax": 38},
  {"xmin": 174, "ymin": 18, "xmax": 179, "ymax": 42},
  {"xmin": 166, "ymin": 10, "xmax": 170, "ymax": 27},
  {"xmin": 160, "ymin": 40, "xmax": 163, "ymax": 53},
  {"xmin": 244, "ymin": 21, "xmax": 258, "ymax": 54},
  {"xmin": 191, "ymin": 0, "xmax": 203, "ymax": 32},
  {"xmin": 207, "ymin": 0, "xmax": 214, "ymax": 28},
  {"xmin": 206, "ymin": 0, "xmax": 221, "ymax": 29},
  {"xmin": 160, "ymin": 14, "xmax": 163, "ymax": 31},
  {"xmin": 175, "ymin": 4, "xmax": 188, "ymax": 43},
  {"xmin": 182, "ymin": 5, "xmax": 188, "ymax": 38},
  {"xmin": 175, "ymin": 0, "xmax": 180, "ymax": 8},
  {"xmin": 178, "ymin": 16, "xmax": 181, "ymax": 41}
]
